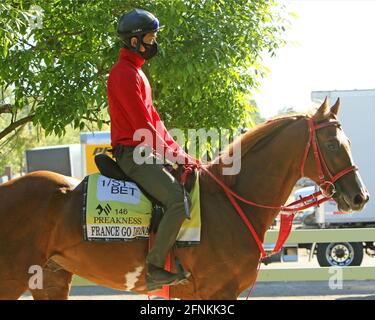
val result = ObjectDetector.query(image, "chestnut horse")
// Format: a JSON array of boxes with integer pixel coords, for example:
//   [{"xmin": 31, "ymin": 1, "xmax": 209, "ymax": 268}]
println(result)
[{"xmin": 0, "ymin": 98, "xmax": 369, "ymax": 300}]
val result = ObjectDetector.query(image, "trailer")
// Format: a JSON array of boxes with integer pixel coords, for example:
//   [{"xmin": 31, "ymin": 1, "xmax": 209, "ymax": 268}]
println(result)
[{"xmin": 25, "ymin": 144, "xmax": 83, "ymax": 178}]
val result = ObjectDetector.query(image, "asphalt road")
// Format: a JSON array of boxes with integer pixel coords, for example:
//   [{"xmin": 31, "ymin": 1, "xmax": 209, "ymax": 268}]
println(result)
[
  {"xmin": 20, "ymin": 280, "xmax": 375, "ymax": 300},
  {"xmin": 20, "ymin": 250, "xmax": 375, "ymax": 300}
]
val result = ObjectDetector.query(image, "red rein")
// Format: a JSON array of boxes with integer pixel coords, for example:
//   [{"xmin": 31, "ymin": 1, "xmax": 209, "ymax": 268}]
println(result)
[
  {"xmin": 179, "ymin": 118, "xmax": 357, "ymax": 299},
  {"xmin": 194, "ymin": 117, "xmax": 358, "ymax": 260}
]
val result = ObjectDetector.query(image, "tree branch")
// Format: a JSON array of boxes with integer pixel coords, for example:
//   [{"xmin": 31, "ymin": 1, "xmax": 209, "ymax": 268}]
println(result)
[
  {"xmin": 0, "ymin": 104, "xmax": 13, "ymax": 114},
  {"xmin": 82, "ymin": 116, "xmax": 110, "ymax": 125},
  {"xmin": 0, "ymin": 115, "xmax": 34, "ymax": 140},
  {"xmin": 0, "ymin": 124, "xmax": 25, "ymax": 149}
]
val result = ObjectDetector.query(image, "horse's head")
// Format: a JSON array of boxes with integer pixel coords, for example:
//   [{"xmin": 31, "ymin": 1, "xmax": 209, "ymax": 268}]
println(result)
[{"xmin": 305, "ymin": 97, "xmax": 370, "ymax": 212}]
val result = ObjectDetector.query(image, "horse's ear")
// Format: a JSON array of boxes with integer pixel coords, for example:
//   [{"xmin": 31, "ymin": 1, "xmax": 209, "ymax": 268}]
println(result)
[
  {"xmin": 314, "ymin": 96, "xmax": 330, "ymax": 120},
  {"xmin": 330, "ymin": 98, "xmax": 340, "ymax": 116}
]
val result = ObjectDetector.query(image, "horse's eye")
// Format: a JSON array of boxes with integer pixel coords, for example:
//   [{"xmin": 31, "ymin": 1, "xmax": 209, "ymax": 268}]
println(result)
[{"xmin": 325, "ymin": 141, "xmax": 339, "ymax": 151}]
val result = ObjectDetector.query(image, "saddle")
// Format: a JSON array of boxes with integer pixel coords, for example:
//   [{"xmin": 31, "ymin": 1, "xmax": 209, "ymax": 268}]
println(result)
[{"xmin": 94, "ymin": 153, "xmax": 197, "ymax": 232}]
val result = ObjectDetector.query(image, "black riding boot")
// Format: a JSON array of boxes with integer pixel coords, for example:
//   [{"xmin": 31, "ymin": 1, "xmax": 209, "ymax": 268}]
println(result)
[{"xmin": 146, "ymin": 263, "xmax": 180, "ymax": 291}]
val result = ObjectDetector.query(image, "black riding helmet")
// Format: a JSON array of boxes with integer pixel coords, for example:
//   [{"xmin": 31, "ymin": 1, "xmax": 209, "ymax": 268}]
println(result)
[{"xmin": 117, "ymin": 9, "xmax": 160, "ymax": 52}]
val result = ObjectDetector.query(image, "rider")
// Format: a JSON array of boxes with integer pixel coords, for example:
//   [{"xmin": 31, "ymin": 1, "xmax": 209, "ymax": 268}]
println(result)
[{"xmin": 107, "ymin": 9, "xmax": 200, "ymax": 290}]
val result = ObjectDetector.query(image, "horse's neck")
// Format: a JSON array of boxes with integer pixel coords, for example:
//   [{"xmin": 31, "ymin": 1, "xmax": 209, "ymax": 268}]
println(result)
[{"xmin": 232, "ymin": 119, "xmax": 307, "ymax": 239}]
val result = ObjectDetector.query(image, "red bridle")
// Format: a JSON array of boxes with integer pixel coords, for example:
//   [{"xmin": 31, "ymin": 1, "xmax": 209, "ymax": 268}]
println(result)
[
  {"xmin": 199, "ymin": 117, "xmax": 358, "ymax": 259},
  {"xmin": 300, "ymin": 118, "xmax": 358, "ymax": 198}
]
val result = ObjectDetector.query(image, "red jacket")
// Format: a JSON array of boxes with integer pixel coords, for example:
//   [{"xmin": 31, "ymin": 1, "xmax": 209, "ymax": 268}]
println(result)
[{"xmin": 107, "ymin": 48, "xmax": 193, "ymax": 163}]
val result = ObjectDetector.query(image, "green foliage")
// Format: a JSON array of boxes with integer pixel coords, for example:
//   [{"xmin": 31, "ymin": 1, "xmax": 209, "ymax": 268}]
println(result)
[
  {"xmin": 145, "ymin": 0, "xmax": 289, "ymax": 129},
  {"xmin": 0, "ymin": 113, "xmax": 109, "ymax": 175},
  {"xmin": 0, "ymin": 0, "xmax": 290, "ymax": 173},
  {"xmin": 0, "ymin": 0, "xmax": 289, "ymax": 134}
]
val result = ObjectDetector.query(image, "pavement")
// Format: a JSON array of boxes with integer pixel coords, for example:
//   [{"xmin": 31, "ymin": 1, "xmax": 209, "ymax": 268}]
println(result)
[
  {"xmin": 20, "ymin": 280, "xmax": 375, "ymax": 300},
  {"xmin": 20, "ymin": 249, "xmax": 375, "ymax": 300}
]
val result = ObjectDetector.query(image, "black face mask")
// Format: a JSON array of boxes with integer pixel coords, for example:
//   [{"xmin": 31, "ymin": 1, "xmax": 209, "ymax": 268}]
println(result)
[{"xmin": 139, "ymin": 40, "xmax": 158, "ymax": 60}]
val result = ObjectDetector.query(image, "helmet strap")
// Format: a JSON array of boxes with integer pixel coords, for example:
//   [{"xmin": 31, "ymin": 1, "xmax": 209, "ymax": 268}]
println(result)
[
  {"xmin": 124, "ymin": 34, "xmax": 143, "ymax": 53},
  {"xmin": 135, "ymin": 35, "xmax": 143, "ymax": 52}
]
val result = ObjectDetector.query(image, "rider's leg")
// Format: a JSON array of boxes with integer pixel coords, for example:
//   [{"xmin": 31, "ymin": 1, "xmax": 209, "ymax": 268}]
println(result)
[{"xmin": 115, "ymin": 145, "xmax": 187, "ymax": 286}]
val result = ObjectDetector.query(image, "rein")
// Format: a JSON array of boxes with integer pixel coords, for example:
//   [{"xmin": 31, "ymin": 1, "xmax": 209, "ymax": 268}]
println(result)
[{"xmin": 193, "ymin": 117, "xmax": 358, "ymax": 258}]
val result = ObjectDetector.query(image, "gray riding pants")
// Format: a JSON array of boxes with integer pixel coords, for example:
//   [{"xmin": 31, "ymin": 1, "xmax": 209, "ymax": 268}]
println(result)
[{"xmin": 114, "ymin": 145, "xmax": 187, "ymax": 268}]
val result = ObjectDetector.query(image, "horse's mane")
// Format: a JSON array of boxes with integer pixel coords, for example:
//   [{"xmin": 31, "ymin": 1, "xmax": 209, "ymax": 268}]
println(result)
[{"xmin": 207, "ymin": 113, "xmax": 309, "ymax": 186}]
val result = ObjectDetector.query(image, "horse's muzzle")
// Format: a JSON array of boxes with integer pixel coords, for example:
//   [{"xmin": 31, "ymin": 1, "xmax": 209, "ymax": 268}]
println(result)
[{"xmin": 334, "ymin": 190, "xmax": 369, "ymax": 212}]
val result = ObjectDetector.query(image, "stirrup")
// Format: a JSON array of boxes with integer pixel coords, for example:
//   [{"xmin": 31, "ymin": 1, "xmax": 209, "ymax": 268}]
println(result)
[
  {"xmin": 146, "ymin": 274, "xmax": 179, "ymax": 291},
  {"xmin": 146, "ymin": 275, "xmax": 189, "ymax": 292}
]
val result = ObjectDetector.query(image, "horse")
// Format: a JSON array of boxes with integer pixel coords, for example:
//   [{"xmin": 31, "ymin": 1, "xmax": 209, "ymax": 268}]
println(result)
[{"xmin": 0, "ymin": 97, "xmax": 369, "ymax": 300}]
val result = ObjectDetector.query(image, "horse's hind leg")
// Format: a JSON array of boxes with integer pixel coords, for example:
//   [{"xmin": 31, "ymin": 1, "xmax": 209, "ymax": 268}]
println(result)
[
  {"xmin": 0, "ymin": 258, "xmax": 31, "ymax": 299},
  {"xmin": 0, "ymin": 280, "xmax": 28, "ymax": 300},
  {"xmin": 30, "ymin": 260, "xmax": 73, "ymax": 300}
]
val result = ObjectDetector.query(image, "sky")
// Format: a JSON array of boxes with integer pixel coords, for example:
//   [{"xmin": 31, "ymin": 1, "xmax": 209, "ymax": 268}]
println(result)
[{"xmin": 253, "ymin": 0, "xmax": 375, "ymax": 118}]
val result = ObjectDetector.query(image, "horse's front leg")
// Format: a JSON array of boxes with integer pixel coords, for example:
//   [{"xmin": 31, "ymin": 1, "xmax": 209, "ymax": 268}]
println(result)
[{"xmin": 30, "ymin": 260, "xmax": 72, "ymax": 300}]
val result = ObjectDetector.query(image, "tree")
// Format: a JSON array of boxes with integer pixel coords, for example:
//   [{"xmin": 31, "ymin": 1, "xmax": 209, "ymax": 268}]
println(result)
[{"xmin": 0, "ymin": 0, "xmax": 290, "ymax": 143}]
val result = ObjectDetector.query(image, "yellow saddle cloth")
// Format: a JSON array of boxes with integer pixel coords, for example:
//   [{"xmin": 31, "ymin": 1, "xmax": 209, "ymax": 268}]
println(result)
[{"xmin": 82, "ymin": 172, "xmax": 201, "ymax": 244}]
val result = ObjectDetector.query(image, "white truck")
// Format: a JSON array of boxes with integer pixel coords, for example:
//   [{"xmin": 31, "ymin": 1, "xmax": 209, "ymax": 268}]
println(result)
[{"xmin": 295, "ymin": 89, "xmax": 375, "ymax": 267}]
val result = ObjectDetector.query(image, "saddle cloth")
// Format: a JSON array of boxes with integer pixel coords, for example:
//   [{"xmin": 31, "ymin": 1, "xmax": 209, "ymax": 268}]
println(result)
[{"xmin": 82, "ymin": 172, "xmax": 201, "ymax": 244}]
